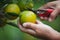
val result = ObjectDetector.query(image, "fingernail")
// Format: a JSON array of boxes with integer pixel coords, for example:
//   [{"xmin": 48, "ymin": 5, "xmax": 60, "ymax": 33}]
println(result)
[
  {"xmin": 44, "ymin": 17, "xmax": 48, "ymax": 20},
  {"xmin": 23, "ymin": 23, "xmax": 27, "ymax": 27},
  {"xmin": 49, "ymin": 18, "xmax": 52, "ymax": 22},
  {"xmin": 40, "ymin": 17, "xmax": 44, "ymax": 19}
]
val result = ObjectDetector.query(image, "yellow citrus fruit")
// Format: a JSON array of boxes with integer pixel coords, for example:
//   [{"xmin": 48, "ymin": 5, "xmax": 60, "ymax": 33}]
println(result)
[
  {"xmin": 5, "ymin": 4, "xmax": 20, "ymax": 20},
  {"xmin": 19, "ymin": 11, "xmax": 37, "ymax": 24}
]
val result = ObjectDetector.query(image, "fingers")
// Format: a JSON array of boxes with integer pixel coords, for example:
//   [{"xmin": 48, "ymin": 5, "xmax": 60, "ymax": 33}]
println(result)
[
  {"xmin": 40, "ymin": 17, "xmax": 44, "ymax": 19},
  {"xmin": 48, "ymin": 8, "xmax": 59, "ymax": 22},
  {"xmin": 36, "ymin": 20, "xmax": 43, "ymax": 24},
  {"xmin": 39, "ymin": 1, "xmax": 56, "ymax": 21},
  {"xmin": 39, "ymin": 1, "xmax": 60, "ymax": 22},
  {"xmin": 40, "ymin": 17, "xmax": 48, "ymax": 20},
  {"xmin": 40, "ymin": 8, "xmax": 59, "ymax": 22},
  {"xmin": 23, "ymin": 22, "xmax": 38, "ymax": 30},
  {"xmin": 18, "ymin": 22, "xmax": 36, "ymax": 35}
]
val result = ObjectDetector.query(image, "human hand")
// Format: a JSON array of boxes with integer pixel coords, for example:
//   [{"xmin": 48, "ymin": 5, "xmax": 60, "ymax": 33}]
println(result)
[
  {"xmin": 39, "ymin": 1, "xmax": 60, "ymax": 22},
  {"xmin": 18, "ymin": 20, "xmax": 59, "ymax": 40}
]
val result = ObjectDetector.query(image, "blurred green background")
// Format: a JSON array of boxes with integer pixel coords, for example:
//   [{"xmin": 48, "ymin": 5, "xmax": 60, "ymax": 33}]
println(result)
[{"xmin": 0, "ymin": 0, "xmax": 60, "ymax": 40}]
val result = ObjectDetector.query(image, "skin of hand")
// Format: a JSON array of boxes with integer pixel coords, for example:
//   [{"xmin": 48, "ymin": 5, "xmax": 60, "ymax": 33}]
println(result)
[
  {"xmin": 39, "ymin": 1, "xmax": 60, "ymax": 22},
  {"xmin": 57, "ymin": 0, "xmax": 60, "ymax": 1},
  {"xmin": 18, "ymin": 20, "xmax": 60, "ymax": 40}
]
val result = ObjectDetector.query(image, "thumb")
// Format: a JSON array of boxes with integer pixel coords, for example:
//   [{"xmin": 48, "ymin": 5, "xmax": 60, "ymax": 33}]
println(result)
[
  {"xmin": 23, "ymin": 22, "xmax": 38, "ymax": 30},
  {"xmin": 48, "ymin": 8, "xmax": 59, "ymax": 22},
  {"xmin": 36, "ymin": 20, "xmax": 43, "ymax": 24}
]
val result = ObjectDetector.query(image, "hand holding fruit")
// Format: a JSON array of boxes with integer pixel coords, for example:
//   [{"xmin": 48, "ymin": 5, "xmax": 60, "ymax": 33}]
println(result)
[
  {"xmin": 18, "ymin": 19, "xmax": 60, "ymax": 40},
  {"xmin": 18, "ymin": 10, "xmax": 60, "ymax": 40},
  {"xmin": 18, "ymin": 10, "xmax": 60, "ymax": 39},
  {"xmin": 39, "ymin": 1, "xmax": 60, "ymax": 22}
]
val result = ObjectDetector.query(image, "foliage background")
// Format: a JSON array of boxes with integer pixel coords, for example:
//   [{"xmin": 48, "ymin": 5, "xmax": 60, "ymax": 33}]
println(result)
[{"xmin": 0, "ymin": 0, "xmax": 60, "ymax": 40}]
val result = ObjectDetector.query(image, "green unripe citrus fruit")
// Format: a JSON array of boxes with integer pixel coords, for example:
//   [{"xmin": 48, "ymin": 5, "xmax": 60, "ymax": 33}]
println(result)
[
  {"xmin": 19, "ymin": 11, "xmax": 37, "ymax": 24},
  {"xmin": 5, "ymin": 4, "xmax": 20, "ymax": 20}
]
